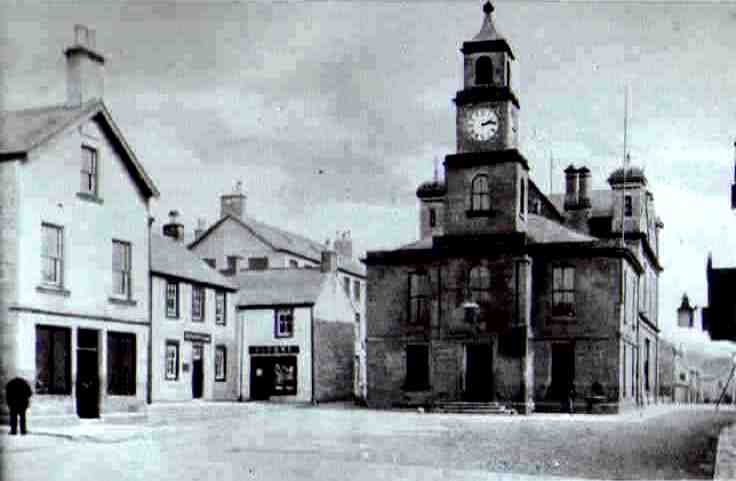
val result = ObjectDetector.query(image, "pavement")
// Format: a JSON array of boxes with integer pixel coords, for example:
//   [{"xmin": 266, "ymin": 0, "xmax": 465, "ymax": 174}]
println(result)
[{"xmin": 2, "ymin": 401, "xmax": 735, "ymax": 480}]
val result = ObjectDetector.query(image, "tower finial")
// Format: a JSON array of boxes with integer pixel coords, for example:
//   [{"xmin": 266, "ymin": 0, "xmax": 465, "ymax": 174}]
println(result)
[{"xmin": 483, "ymin": 1, "xmax": 494, "ymax": 16}]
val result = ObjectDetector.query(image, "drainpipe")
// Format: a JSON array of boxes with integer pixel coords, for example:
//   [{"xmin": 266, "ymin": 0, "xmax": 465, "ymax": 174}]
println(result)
[
  {"xmin": 147, "ymin": 213, "xmax": 154, "ymax": 405},
  {"xmin": 238, "ymin": 304, "xmax": 244, "ymax": 402},
  {"xmin": 310, "ymin": 305, "xmax": 316, "ymax": 404}
]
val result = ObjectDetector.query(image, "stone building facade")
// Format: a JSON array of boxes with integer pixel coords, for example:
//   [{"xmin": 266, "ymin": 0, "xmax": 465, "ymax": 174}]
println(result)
[
  {"xmin": 235, "ymin": 251, "xmax": 356, "ymax": 403},
  {"xmin": 189, "ymin": 192, "xmax": 367, "ymax": 400},
  {"xmin": 365, "ymin": 2, "xmax": 662, "ymax": 414},
  {"xmin": 0, "ymin": 26, "xmax": 159, "ymax": 417}
]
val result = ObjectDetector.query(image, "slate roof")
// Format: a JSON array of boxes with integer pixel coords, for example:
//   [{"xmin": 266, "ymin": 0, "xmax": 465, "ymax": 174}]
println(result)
[
  {"xmin": 526, "ymin": 214, "xmax": 597, "ymax": 244},
  {"xmin": 151, "ymin": 234, "xmax": 236, "ymax": 290},
  {"xmin": 233, "ymin": 268, "xmax": 326, "ymax": 307},
  {"xmin": 0, "ymin": 100, "xmax": 159, "ymax": 198},
  {"xmin": 191, "ymin": 215, "xmax": 365, "ymax": 277}
]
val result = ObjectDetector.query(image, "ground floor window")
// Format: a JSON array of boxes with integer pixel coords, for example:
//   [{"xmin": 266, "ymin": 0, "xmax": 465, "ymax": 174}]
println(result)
[
  {"xmin": 272, "ymin": 357, "xmax": 297, "ymax": 395},
  {"xmin": 215, "ymin": 345, "xmax": 227, "ymax": 382},
  {"xmin": 165, "ymin": 340, "xmax": 180, "ymax": 381},
  {"xmin": 404, "ymin": 344, "xmax": 430, "ymax": 391},
  {"xmin": 107, "ymin": 332, "xmax": 136, "ymax": 395},
  {"xmin": 35, "ymin": 325, "xmax": 71, "ymax": 394}
]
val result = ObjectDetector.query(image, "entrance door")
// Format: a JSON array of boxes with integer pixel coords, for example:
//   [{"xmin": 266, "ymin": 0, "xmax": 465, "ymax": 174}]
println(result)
[
  {"xmin": 250, "ymin": 357, "xmax": 273, "ymax": 400},
  {"xmin": 551, "ymin": 343, "xmax": 575, "ymax": 400},
  {"xmin": 465, "ymin": 344, "xmax": 493, "ymax": 402},
  {"xmin": 76, "ymin": 329, "xmax": 100, "ymax": 418},
  {"xmin": 192, "ymin": 344, "xmax": 204, "ymax": 399}
]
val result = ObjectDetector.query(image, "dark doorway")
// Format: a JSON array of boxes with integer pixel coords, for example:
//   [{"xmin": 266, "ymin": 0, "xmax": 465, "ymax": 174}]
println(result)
[
  {"xmin": 464, "ymin": 344, "xmax": 493, "ymax": 401},
  {"xmin": 192, "ymin": 344, "xmax": 204, "ymax": 399},
  {"xmin": 250, "ymin": 356, "xmax": 273, "ymax": 400},
  {"xmin": 551, "ymin": 343, "xmax": 575, "ymax": 400},
  {"xmin": 76, "ymin": 329, "xmax": 99, "ymax": 418}
]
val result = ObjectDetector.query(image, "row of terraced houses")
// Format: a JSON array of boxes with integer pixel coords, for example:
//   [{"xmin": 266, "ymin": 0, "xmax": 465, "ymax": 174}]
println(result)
[{"xmin": 0, "ymin": 25, "xmax": 366, "ymax": 418}]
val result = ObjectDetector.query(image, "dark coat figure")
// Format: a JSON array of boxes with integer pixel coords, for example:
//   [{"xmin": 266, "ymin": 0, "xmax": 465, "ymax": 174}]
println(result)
[{"xmin": 6, "ymin": 377, "xmax": 32, "ymax": 435}]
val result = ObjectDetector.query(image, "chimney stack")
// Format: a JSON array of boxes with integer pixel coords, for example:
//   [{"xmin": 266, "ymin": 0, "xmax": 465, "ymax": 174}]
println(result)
[
  {"xmin": 563, "ymin": 165, "xmax": 579, "ymax": 210},
  {"xmin": 577, "ymin": 166, "xmax": 591, "ymax": 209},
  {"xmin": 320, "ymin": 240, "xmax": 338, "ymax": 273},
  {"xmin": 334, "ymin": 231, "xmax": 353, "ymax": 259},
  {"xmin": 221, "ymin": 181, "xmax": 247, "ymax": 220},
  {"xmin": 162, "ymin": 210, "xmax": 184, "ymax": 242},
  {"xmin": 65, "ymin": 25, "xmax": 105, "ymax": 107}
]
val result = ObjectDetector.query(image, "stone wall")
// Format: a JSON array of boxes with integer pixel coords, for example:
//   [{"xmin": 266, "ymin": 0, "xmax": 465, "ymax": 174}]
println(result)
[
  {"xmin": 0, "ymin": 161, "xmax": 19, "ymax": 392},
  {"xmin": 313, "ymin": 319, "xmax": 354, "ymax": 402}
]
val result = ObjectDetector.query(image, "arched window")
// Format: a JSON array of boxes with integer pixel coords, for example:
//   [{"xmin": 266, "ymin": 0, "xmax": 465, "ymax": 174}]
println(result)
[
  {"xmin": 471, "ymin": 175, "xmax": 491, "ymax": 212},
  {"xmin": 468, "ymin": 265, "xmax": 491, "ymax": 305},
  {"xmin": 475, "ymin": 56, "xmax": 493, "ymax": 85}
]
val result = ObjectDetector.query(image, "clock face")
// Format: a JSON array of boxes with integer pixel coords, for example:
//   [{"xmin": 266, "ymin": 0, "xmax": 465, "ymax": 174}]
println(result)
[{"xmin": 466, "ymin": 108, "xmax": 499, "ymax": 141}]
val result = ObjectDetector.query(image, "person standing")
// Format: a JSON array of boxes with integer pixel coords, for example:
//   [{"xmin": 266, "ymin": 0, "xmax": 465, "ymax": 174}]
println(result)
[{"xmin": 5, "ymin": 377, "xmax": 32, "ymax": 435}]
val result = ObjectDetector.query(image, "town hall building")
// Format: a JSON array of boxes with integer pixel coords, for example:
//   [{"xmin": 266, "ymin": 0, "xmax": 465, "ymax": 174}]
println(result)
[{"xmin": 365, "ymin": 2, "xmax": 663, "ymax": 414}]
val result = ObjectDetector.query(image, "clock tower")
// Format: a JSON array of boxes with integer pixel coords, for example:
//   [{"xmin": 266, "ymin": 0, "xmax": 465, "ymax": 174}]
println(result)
[{"xmin": 444, "ymin": 1, "xmax": 529, "ymax": 237}]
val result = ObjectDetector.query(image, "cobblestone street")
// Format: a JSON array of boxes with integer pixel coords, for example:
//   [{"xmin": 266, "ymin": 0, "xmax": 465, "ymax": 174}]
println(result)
[{"xmin": 3, "ymin": 403, "xmax": 735, "ymax": 480}]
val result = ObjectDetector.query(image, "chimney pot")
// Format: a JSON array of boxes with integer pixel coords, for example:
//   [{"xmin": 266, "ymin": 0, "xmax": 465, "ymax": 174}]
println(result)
[
  {"xmin": 87, "ymin": 29, "xmax": 96, "ymax": 49},
  {"xmin": 564, "ymin": 165, "xmax": 579, "ymax": 210}
]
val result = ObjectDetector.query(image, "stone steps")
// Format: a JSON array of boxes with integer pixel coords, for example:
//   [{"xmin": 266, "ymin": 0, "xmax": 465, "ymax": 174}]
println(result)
[{"xmin": 432, "ymin": 401, "xmax": 517, "ymax": 415}]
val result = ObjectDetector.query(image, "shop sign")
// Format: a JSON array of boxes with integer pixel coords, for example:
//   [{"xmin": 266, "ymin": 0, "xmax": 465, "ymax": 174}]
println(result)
[
  {"xmin": 249, "ymin": 345, "xmax": 299, "ymax": 355},
  {"xmin": 184, "ymin": 331, "xmax": 211, "ymax": 343}
]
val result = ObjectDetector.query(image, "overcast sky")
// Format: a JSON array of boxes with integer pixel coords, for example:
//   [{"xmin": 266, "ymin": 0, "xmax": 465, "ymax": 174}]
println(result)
[{"xmin": 3, "ymin": 0, "xmax": 736, "ymax": 352}]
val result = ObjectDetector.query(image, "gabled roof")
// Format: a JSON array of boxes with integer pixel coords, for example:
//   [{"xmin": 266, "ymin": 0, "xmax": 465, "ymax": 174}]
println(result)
[
  {"xmin": 151, "ymin": 234, "xmax": 236, "ymax": 290},
  {"xmin": 233, "ymin": 268, "xmax": 326, "ymax": 307},
  {"xmin": 190, "ymin": 215, "xmax": 366, "ymax": 277},
  {"xmin": 0, "ymin": 100, "xmax": 159, "ymax": 198}
]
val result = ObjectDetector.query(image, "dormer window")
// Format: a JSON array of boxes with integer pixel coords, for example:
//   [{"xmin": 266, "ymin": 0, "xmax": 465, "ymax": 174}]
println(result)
[
  {"xmin": 506, "ymin": 61, "xmax": 511, "ymax": 87},
  {"xmin": 470, "ymin": 174, "xmax": 491, "ymax": 212},
  {"xmin": 429, "ymin": 208, "xmax": 437, "ymax": 228},
  {"xmin": 475, "ymin": 56, "xmax": 493, "ymax": 85}
]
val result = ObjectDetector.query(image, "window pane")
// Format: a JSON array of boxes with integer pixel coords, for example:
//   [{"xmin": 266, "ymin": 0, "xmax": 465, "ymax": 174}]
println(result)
[{"xmin": 564, "ymin": 268, "xmax": 574, "ymax": 290}]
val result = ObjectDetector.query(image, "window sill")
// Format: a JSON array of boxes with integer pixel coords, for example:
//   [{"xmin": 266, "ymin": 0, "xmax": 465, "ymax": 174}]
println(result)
[
  {"xmin": 466, "ymin": 209, "xmax": 495, "ymax": 219},
  {"xmin": 275, "ymin": 335, "xmax": 295, "ymax": 340},
  {"xmin": 215, "ymin": 378, "xmax": 226, "ymax": 383},
  {"xmin": 76, "ymin": 192, "xmax": 104, "ymax": 204},
  {"xmin": 36, "ymin": 285, "xmax": 71, "ymax": 297},
  {"xmin": 215, "ymin": 322, "xmax": 227, "ymax": 327},
  {"xmin": 166, "ymin": 315, "xmax": 180, "ymax": 320},
  {"xmin": 191, "ymin": 319, "xmax": 205, "ymax": 323},
  {"xmin": 108, "ymin": 297, "xmax": 137, "ymax": 307}
]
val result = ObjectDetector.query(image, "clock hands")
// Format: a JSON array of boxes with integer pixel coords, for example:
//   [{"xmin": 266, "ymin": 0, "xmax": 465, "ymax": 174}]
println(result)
[{"xmin": 481, "ymin": 119, "xmax": 497, "ymax": 126}]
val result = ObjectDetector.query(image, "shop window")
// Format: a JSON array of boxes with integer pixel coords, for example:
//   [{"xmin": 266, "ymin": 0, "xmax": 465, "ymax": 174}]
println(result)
[
  {"xmin": 273, "ymin": 357, "xmax": 297, "ymax": 395},
  {"xmin": 552, "ymin": 266, "xmax": 575, "ymax": 317},
  {"xmin": 165, "ymin": 340, "xmax": 179, "ymax": 381},
  {"xmin": 215, "ymin": 345, "xmax": 227, "ymax": 382},
  {"xmin": 192, "ymin": 285, "xmax": 205, "ymax": 322},
  {"xmin": 107, "ymin": 332, "xmax": 136, "ymax": 396},
  {"xmin": 404, "ymin": 345, "xmax": 430, "ymax": 391},
  {"xmin": 275, "ymin": 308, "xmax": 294, "ymax": 338},
  {"xmin": 35, "ymin": 325, "xmax": 71, "ymax": 394},
  {"xmin": 215, "ymin": 291, "xmax": 227, "ymax": 325}
]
